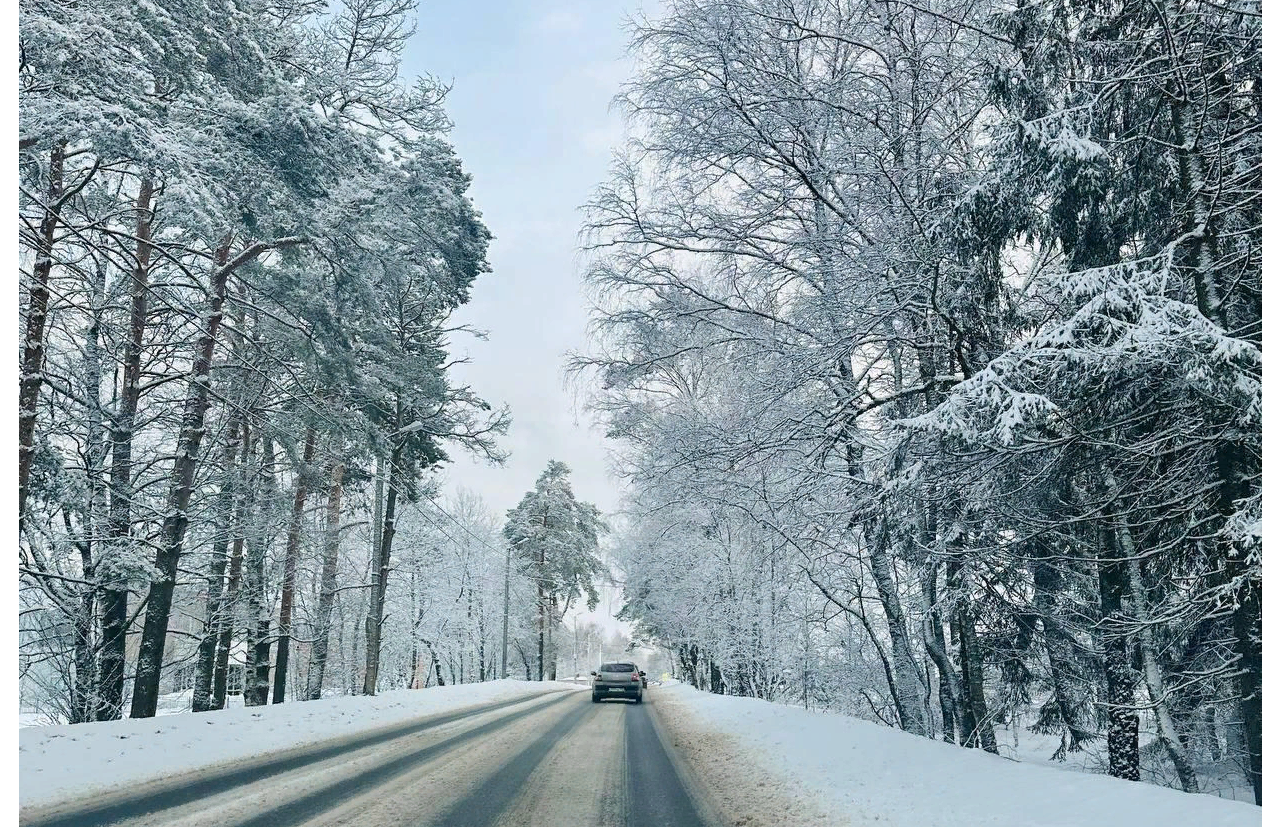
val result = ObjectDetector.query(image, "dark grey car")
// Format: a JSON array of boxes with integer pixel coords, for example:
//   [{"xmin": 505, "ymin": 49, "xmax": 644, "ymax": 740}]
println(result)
[{"xmin": 591, "ymin": 662, "xmax": 645, "ymax": 703}]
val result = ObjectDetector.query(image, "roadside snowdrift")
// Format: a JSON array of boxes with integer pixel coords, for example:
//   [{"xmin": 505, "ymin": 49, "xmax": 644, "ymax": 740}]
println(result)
[
  {"xmin": 19, "ymin": 680, "xmax": 581, "ymax": 808},
  {"xmin": 653, "ymin": 684, "xmax": 1260, "ymax": 827}
]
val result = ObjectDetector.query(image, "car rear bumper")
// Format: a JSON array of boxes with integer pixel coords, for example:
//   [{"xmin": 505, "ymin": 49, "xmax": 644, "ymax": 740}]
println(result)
[{"xmin": 592, "ymin": 684, "xmax": 641, "ymax": 697}]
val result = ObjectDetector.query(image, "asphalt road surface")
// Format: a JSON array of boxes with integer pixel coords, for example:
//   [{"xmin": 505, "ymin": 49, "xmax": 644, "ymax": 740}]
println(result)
[{"xmin": 20, "ymin": 689, "xmax": 720, "ymax": 827}]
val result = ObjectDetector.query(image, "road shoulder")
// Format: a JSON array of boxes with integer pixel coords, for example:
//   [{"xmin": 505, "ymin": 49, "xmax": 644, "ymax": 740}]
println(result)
[{"xmin": 646, "ymin": 686, "xmax": 841, "ymax": 827}]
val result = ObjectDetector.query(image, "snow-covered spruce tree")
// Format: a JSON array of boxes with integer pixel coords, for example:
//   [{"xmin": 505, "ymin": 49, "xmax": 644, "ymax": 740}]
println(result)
[
  {"xmin": 900, "ymin": 0, "xmax": 1261, "ymax": 795},
  {"xmin": 503, "ymin": 462, "xmax": 608, "ymax": 681}
]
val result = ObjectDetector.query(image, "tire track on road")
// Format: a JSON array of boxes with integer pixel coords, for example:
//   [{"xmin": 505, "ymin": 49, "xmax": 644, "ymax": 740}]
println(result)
[
  {"xmin": 624, "ymin": 700, "xmax": 712, "ymax": 827},
  {"xmin": 425, "ymin": 697, "xmax": 597, "ymax": 827},
  {"xmin": 20, "ymin": 690, "xmax": 577, "ymax": 827},
  {"xmin": 23, "ymin": 687, "xmax": 722, "ymax": 827},
  {"xmin": 489, "ymin": 700, "xmax": 628, "ymax": 827},
  {"xmin": 233, "ymin": 691, "xmax": 580, "ymax": 827}
]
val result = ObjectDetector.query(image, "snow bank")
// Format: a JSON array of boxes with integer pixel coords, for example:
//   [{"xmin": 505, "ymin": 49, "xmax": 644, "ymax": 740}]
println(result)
[
  {"xmin": 655, "ymin": 684, "xmax": 1260, "ymax": 827},
  {"xmin": 19, "ymin": 680, "xmax": 581, "ymax": 808}
]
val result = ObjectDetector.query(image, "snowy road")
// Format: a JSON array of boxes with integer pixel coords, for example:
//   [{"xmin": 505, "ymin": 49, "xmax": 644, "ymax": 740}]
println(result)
[{"xmin": 20, "ymin": 689, "xmax": 719, "ymax": 827}]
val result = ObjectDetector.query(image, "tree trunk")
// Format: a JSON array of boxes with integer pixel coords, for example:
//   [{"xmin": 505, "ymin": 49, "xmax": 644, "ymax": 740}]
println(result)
[
  {"xmin": 273, "ymin": 427, "xmax": 316, "ymax": 704},
  {"xmin": 371, "ymin": 456, "xmax": 385, "ymax": 569},
  {"xmin": 517, "ymin": 641, "xmax": 531, "ymax": 681},
  {"xmin": 71, "ymin": 564, "xmax": 97, "ymax": 724},
  {"xmin": 132, "ymin": 235, "xmax": 235, "ymax": 719},
  {"xmin": 19, "ymin": 142, "xmax": 65, "ymax": 518},
  {"xmin": 305, "ymin": 459, "xmax": 346, "ymax": 700},
  {"xmin": 536, "ymin": 570, "xmax": 546, "ymax": 681},
  {"xmin": 867, "ymin": 520, "xmax": 928, "ymax": 736},
  {"xmin": 193, "ymin": 411, "xmax": 244, "ymax": 712},
  {"xmin": 955, "ymin": 598, "xmax": 998, "ymax": 753},
  {"xmin": 244, "ymin": 435, "xmax": 277, "ymax": 707},
  {"xmin": 356, "ymin": 458, "xmax": 383, "ymax": 695},
  {"xmin": 1204, "ymin": 705, "xmax": 1222, "ymax": 762},
  {"xmin": 349, "ymin": 559, "xmax": 368, "ymax": 696},
  {"xmin": 1217, "ymin": 440, "xmax": 1262, "ymax": 804},
  {"xmin": 61, "ymin": 512, "xmax": 97, "ymax": 724},
  {"xmin": 97, "ymin": 176, "xmax": 154, "ymax": 722},
  {"xmin": 477, "ymin": 603, "xmax": 486, "ymax": 684},
  {"xmin": 709, "ymin": 658, "xmax": 725, "ymax": 695},
  {"xmin": 251, "ymin": 621, "xmax": 273, "ymax": 707},
  {"xmin": 70, "ymin": 259, "xmax": 108, "ymax": 724},
  {"xmin": 1098, "ymin": 527, "xmax": 1140, "ymax": 781},
  {"xmin": 332, "ymin": 597, "xmax": 346, "ymax": 697},
  {"xmin": 211, "ymin": 535, "xmax": 244, "ymax": 710},
  {"xmin": 212, "ymin": 420, "xmax": 252, "ymax": 710},
  {"xmin": 687, "ymin": 644, "xmax": 700, "ymax": 688},
  {"xmin": 1229, "ymin": 549, "xmax": 1262, "ymax": 805},
  {"xmin": 408, "ymin": 566, "xmax": 422, "ymax": 688},
  {"xmin": 920, "ymin": 564, "xmax": 960, "ymax": 744},
  {"xmin": 546, "ymin": 595, "xmax": 558, "ymax": 681},
  {"xmin": 1171, "ymin": 65, "xmax": 1261, "ymax": 804},
  {"xmin": 363, "ymin": 444, "xmax": 401, "ymax": 696},
  {"xmin": 1117, "ymin": 521, "xmax": 1200, "ymax": 792},
  {"xmin": 430, "ymin": 644, "xmax": 445, "ymax": 686},
  {"xmin": 943, "ymin": 553, "xmax": 997, "ymax": 753}
]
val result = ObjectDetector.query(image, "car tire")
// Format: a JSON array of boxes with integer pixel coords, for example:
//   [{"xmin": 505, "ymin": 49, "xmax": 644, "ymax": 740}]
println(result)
[
  {"xmin": 634, "ymin": 693, "xmax": 643, "ymax": 704},
  {"xmin": 592, "ymin": 694, "xmax": 601, "ymax": 703}
]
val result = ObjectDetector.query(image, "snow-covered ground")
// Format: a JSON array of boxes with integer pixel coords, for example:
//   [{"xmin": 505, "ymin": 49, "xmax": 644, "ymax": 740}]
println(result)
[
  {"xmin": 652, "ymin": 684, "xmax": 1261, "ymax": 827},
  {"xmin": 20, "ymin": 686, "xmax": 256, "ymax": 728},
  {"xmin": 990, "ymin": 715, "xmax": 1255, "ymax": 803},
  {"xmin": 19, "ymin": 679, "xmax": 582, "ymax": 809}
]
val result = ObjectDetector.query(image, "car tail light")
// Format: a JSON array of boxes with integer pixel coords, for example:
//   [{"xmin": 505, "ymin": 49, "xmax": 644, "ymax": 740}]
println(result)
[{"xmin": 631, "ymin": 672, "xmax": 640, "ymax": 682}]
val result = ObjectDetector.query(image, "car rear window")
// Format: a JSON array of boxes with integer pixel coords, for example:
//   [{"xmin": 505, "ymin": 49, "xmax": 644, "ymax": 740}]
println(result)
[{"xmin": 601, "ymin": 663, "xmax": 635, "ymax": 672}]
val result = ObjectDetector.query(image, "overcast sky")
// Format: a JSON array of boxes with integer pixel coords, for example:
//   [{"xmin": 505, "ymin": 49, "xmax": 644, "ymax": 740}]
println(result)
[
  {"xmin": 405, "ymin": 2, "xmax": 642, "ymax": 515},
  {"xmin": 405, "ymin": 2, "xmax": 652, "ymax": 637}
]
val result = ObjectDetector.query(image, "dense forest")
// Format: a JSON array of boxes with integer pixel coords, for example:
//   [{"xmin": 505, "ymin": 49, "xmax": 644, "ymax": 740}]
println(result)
[
  {"xmin": 577, "ymin": 0, "xmax": 1261, "ymax": 804},
  {"xmin": 17, "ymin": 0, "xmax": 624, "ymax": 729},
  {"xmin": 18, "ymin": 0, "xmax": 1262, "ymax": 809}
]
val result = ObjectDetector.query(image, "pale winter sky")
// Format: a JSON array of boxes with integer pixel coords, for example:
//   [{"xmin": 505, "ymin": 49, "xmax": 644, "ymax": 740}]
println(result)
[{"xmin": 405, "ymin": 2, "xmax": 654, "ymax": 636}]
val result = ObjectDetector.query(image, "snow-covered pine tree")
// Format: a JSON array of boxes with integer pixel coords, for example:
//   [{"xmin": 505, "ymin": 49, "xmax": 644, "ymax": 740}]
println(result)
[{"xmin": 503, "ymin": 461, "xmax": 608, "ymax": 681}]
